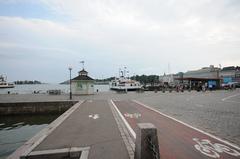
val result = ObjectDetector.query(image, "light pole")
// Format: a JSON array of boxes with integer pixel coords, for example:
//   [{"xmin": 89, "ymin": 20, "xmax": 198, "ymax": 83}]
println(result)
[{"xmin": 68, "ymin": 67, "xmax": 72, "ymax": 100}]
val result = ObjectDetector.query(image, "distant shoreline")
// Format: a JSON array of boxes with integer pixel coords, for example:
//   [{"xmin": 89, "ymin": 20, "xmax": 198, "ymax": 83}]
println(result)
[{"xmin": 14, "ymin": 80, "xmax": 42, "ymax": 85}]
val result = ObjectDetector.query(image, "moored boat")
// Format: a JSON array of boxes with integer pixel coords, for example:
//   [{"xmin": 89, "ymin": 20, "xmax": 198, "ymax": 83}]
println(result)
[
  {"xmin": 0, "ymin": 75, "xmax": 14, "ymax": 88},
  {"xmin": 109, "ymin": 68, "xmax": 142, "ymax": 91}
]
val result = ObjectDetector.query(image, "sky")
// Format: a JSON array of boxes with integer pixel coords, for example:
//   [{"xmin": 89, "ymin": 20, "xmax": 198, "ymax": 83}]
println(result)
[{"xmin": 0, "ymin": 0, "xmax": 240, "ymax": 83}]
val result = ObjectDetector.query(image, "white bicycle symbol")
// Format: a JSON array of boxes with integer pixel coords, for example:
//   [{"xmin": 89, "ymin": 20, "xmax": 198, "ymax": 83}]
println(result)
[
  {"xmin": 124, "ymin": 113, "xmax": 141, "ymax": 119},
  {"xmin": 193, "ymin": 138, "xmax": 240, "ymax": 158}
]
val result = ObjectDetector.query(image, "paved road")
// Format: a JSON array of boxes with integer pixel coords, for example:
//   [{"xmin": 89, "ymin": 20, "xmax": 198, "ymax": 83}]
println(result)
[
  {"xmin": 2, "ymin": 89, "xmax": 240, "ymax": 157},
  {"xmin": 1, "ymin": 90, "xmax": 239, "ymax": 146},
  {"xmin": 135, "ymin": 90, "xmax": 240, "ymax": 146},
  {"xmin": 34, "ymin": 100, "xmax": 130, "ymax": 159},
  {"xmin": 113, "ymin": 100, "xmax": 240, "ymax": 159}
]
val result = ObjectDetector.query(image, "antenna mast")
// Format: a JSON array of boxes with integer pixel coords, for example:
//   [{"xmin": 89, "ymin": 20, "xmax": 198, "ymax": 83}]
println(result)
[{"xmin": 80, "ymin": 61, "xmax": 85, "ymax": 69}]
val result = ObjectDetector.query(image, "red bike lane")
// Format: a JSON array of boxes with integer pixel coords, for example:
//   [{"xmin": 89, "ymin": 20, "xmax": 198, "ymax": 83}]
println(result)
[{"xmin": 112, "ymin": 100, "xmax": 240, "ymax": 159}]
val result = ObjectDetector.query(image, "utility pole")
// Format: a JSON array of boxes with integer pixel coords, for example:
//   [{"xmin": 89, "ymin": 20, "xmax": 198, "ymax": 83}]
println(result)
[{"xmin": 68, "ymin": 67, "xmax": 72, "ymax": 100}]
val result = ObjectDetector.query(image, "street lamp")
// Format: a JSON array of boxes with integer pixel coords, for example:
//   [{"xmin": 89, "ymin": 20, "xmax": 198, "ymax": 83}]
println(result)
[{"xmin": 68, "ymin": 67, "xmax": 72, "ymax": 100}]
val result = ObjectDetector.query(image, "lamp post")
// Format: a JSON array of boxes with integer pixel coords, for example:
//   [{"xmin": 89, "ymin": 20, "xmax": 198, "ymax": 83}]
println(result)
[{"xmin": 68, "ymin": 67, "xmax": 72, "ymax": 100}]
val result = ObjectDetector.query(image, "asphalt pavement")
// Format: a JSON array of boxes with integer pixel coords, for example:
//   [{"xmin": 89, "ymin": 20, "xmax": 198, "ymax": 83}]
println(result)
[
  {"xmin": 135, "ymin": 89, "xmax": 240, "ymax": 146},
  {"xmin": 2, "ymin": 89, "xmax": 240, "ymax": 158},
  {"xmin": 113, "ymin": 100, "xmax": 240, "ymax": 159},
  {"xmin": 34, "ymin": 100, "xmax": 130, "ymax": 159}
]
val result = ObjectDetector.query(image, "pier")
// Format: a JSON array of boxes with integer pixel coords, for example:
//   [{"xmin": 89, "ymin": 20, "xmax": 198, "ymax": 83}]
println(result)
[
  {"xmin": 0, "ymin": 101, "xmax": 77, "ymax": 115},
  {"xmin": 3, "ymin": 89, "xmax": 240, "ymax": 159},
  {"xmin": 8, "ymin": 100, "xmax": 132, "ymax": 159}
]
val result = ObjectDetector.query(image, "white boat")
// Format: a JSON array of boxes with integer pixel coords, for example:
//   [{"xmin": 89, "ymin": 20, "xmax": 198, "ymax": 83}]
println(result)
[
  {"xmin": 0, "ymin": 75, "xmax": 14, "ymax": 88},
  {"xmin": 109, "ymin": 69, "xmax": 142, "ymax": 91}
]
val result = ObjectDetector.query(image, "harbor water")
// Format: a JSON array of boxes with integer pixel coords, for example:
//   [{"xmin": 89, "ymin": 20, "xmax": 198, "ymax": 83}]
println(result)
[
  {"xmin": 0, "ymin": 114, "xmax": 60, "ymax": 159},
  {"xmin": 0, "ymin": 84, "xmax": 110, "ymax": 95}
]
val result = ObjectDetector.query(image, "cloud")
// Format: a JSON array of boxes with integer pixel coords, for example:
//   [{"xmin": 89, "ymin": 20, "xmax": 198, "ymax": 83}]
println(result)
[
  {"xmin": 0, "ymin": 0, "xmax": 240, "ymax": 82},
  {"xmin": 38, "ymin": 0, "xmax": 240, "ymax": 49}
]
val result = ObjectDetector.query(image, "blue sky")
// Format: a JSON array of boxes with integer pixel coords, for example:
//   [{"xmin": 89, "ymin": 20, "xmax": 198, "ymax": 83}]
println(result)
[
  {"xmin": 0, "ymin": 0, "xmax": 240, "ymax": 83},
  {"xmin": 0, "ymin": 1, "xmax": 50, "ymax": 19}
]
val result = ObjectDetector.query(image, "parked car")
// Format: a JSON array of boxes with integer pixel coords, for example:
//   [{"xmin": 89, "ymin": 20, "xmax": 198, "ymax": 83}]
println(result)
[{"xmin": 221, "ymin": 82, "xmax": 238, "ymax": 89}]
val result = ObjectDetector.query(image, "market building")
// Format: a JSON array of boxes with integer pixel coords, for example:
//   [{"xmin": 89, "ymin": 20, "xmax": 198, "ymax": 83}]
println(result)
[
  {"xmin": 182, "ymin": 65, "xmax": 221, "ymax": 89},
  {"xmin": 164, "ymin": 65, "xmax": 221, "ymax": 90},
  {"xmin": 220, "ymin": 66, "xmax": 240, "ymax": 84},
  {"xmin": 159, "ymin": 65, "xmax": 240, "ymax": 90}
]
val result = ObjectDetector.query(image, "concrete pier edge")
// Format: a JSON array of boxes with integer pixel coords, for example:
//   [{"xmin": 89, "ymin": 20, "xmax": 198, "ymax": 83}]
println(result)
[
  {"xmin": 109, "ymin": 100, "xmax": 135, "ymax": 159},
  {"xmin": 0, "ymin": 100, "xmax": 78, "ymax": 115},
  {"xmin": 7, "ymin": 100, "xmax": 84, "ymax": 159},
  {"xmin": 110, "ymin": 100, "xmax": 136, "ymax": 139}
]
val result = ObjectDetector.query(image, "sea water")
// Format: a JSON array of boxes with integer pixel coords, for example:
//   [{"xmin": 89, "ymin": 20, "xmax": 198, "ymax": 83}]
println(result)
[
  {"xmin": 0, "ymin": 114, "xmax": 60, "ymax": 159},
  {"xmin": 0, "ymin": 84, "xmax": 110, "ymax": 94}
]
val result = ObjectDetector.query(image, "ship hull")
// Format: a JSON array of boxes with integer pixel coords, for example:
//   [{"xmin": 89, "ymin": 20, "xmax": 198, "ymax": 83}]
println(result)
[{"xmin": 0, "ymin": 85, "xmax": 14, "ymax": 88}]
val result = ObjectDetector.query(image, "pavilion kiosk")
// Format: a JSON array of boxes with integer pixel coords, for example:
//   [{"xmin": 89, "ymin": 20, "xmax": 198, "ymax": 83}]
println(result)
[{"xmin": 71, "ymin": 69, "xmax": 94, "ymax": 95}]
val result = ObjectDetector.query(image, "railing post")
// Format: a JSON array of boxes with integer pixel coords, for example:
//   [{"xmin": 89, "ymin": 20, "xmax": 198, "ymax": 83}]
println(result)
[{"xmin": 134, "ymin": 123, "xmax": 160, "ymax": 159}]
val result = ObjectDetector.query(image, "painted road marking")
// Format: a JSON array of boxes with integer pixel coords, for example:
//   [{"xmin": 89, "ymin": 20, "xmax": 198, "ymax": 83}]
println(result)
[
  {"xmin": 124, "ymin": 113, "xmax": 141, "ymax": 119},
  {"xmin": 221, "ymin": 93, "xmax": 240, "ymax": 102},
  {"xmin": 88, "ymin": 114, "xmax": 99, "ymax": 119},
  {"xmin": 193, "ymin": 138, "xmax": 240, "ymax": 158},
  {"xmin": 113, "ymin": 100, "xmax": 240, "ymax": 158},
  {"xmin": 132, "ymin": 100, "xmax": 240, "ymax": 151},
  {"xmin": 110, "ymin": 100, "xmax": 136, "ymax": 139}
]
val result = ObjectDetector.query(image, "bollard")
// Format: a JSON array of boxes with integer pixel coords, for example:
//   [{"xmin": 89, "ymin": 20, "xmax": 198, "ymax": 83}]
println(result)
[{"xmin": 135, "ymin": 123, "xmax": 160, "ymax": 159}]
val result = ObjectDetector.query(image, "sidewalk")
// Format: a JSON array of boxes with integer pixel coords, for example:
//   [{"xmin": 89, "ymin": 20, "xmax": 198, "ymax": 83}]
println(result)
[
  {"xmin": 34, "ymin": 100, "xmax": 130, "ymax": 159},
  {"xmin": 9, "ymin": 100, "xmax": 131, "ymax": 159}
]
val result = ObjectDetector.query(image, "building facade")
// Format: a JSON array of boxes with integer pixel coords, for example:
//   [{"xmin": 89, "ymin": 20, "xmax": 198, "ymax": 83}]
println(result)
[
  {"xmin": 183, "ymin": 65, "xmax": 220, "ymax": 79},
  {"xmin": 71, "ymin": 69, "xmax": 94, "ymax": 95},
  {"xmin": 220, "ymin": 66, "xmax": 240, "ymax": 84},
  {"xmin": 182, "ymin": 65, "xmax": 221, "ymax": 88},
  {"xmin": 159, "ymin": 65, "xmax": 239, "ymax": 89},
  {"xmin": 159, "ymin": 72, "xmax": 182, "ymax": 86}
]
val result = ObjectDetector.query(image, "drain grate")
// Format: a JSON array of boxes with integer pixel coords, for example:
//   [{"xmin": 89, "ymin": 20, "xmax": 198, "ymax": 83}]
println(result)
[{"xmin": 20, "ymin": 147, "xmax": 90, "ymax": 159}]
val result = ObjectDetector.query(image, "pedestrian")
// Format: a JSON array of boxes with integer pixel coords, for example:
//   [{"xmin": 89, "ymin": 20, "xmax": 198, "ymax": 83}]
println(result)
[
  {"xmin": 209, "ymin": 84, "xmax": 213, "ymax": 91},
  {"xmin": 202, "ymin": 85, "xmax": 206, "ymax": 92}
]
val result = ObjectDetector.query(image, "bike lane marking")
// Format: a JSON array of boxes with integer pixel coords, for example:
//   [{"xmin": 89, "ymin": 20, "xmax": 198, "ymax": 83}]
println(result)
[
  {"xmin": 221, "ymin": 93, "xmax": 240, "ymax": 101},
  {"xmin": 110, "ymin": 100, "xmax": 136, "ymax": 139},
  {"xmin": 221, "ymin": 93, "xmax": 240, "ymax": 103},
  {"xmin": 112, "ymin": 100, "xmax": 240, "ymax": 159},
  {"xmin": 132, "ymin": 100, "xmax": 240, "ymax": 151}
]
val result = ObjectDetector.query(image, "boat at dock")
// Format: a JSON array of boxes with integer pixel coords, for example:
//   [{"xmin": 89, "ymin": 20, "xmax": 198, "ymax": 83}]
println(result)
[
  {"xmin": 109, "ymin": 68, "xmax": 142, "ymax": 91},
  {"xmin": 0, "ymin": 75, "xmax": 14, "ymax": 88}
]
